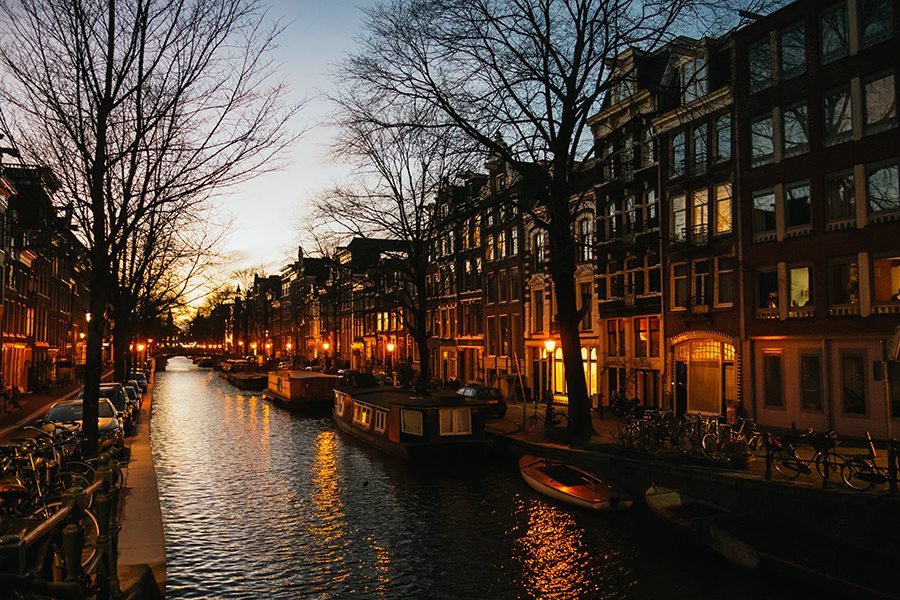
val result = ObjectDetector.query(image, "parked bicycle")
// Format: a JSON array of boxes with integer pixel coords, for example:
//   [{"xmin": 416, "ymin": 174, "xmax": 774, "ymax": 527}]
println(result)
[
  {"xmin": 523, "ymin": 394, "xmax": 568, "ymax": 432},
  {"xmin": 840, "ymin": 432, "xmax": 896, "ymax": 491}
]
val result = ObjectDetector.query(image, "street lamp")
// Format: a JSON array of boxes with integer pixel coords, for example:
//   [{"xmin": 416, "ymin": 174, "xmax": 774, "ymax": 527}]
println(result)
[
  {"xmin": 386, "ymin": 341, "xmax": 396, "ymax": 379},
  {"xmin": 543, "ymin": 339, "xmax": 557, "ymax": 404}
]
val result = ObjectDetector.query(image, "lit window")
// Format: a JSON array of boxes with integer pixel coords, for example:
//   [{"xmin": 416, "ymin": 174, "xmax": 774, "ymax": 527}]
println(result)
[
  {"xmin": 864, "ymin": 74, "xmax": 896, "ymax": 133},
  {"xmin": 714, "ymin": 183, "xmax": 732, "ymax": 234},
  {"xmin": 750, "ymin": 115, "xmax": 774, "ymax": 166},
  {"xmin": 748, "ymin": 37, "xmax": 773, "ymax": 92},
  {"xmin": 873, "ymin": 256, "xmax": 900, "ymax": 305},
  {"xmin": 780, "ymin": 24, "xmax": 806, "ymax": 79},
  {"xmin": 826, "ymin": 172, "xmax": 855, "ymax": 222},
  {"xmin": 693, "ymin": 260, "xmax": 710, "ymax": 306},
  {"xmin": 691, "ymin": 189, "xmax": 708, "ymax": 243},
  {"xmin": 439, "ymin": 408, "xmax": 471, "ymax": 436},
  {"xmin": 782, "ymin": 102, "xmax": 809, "ymax": 157},
  {"xmin": 752, "ymin": 190, "xmax": 776, "ymax": 236},
  {"xmin": 353, "ymin": 403, "xmax": 372, "ymax": 428},
  {"xmin": 785, "ymin": 182, "xmax": 811, "ymax": 229},
  {"xmin": 823, "ymin": 87, "xmax": 853, "ymax": 146},
  {"xmin": 860, "ymin": 0, "xmax": 893, "ymax": 47},
  {"xmin": 820, "ymin": 3, "xmax": 849, "ymax": 63},
  {"xmin": 867, "ymin": 163, "xmax": 900, "ymax": 214},
  {"xmin": 789, "ymin": 266, "xmax": 813, "ymax": 311}
]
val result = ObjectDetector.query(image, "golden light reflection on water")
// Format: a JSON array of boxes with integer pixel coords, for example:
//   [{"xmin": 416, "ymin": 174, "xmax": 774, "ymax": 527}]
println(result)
[
  {"xmin": 515, "ymin": 498, "xmax": 593, "ymax": 599},
  {"xmin": 371, "ymin": 537, "xmax": 392, "ymax": 595},
  {"xmin": 310, "ymin": 431, "xmax": 346, "ymax": 544}
]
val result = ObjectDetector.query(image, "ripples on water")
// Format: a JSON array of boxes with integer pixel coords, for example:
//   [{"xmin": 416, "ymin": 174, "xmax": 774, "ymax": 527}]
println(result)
[{"xmin": 152, "ymin": 357, "xmax": 801, "ymax": 599}]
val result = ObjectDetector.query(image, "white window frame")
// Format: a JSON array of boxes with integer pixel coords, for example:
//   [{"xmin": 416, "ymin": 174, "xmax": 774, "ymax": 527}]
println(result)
[
  {"xmin": 374, "ymin": 409, "xmax": 387, "ymax": 433},
  {"xmin": 400, "ymin": 409, "xmax": 424, "ymax": 436},
  {"xmin": 439, "ymin": 407, "xmax": 472, "ymax": 436}
]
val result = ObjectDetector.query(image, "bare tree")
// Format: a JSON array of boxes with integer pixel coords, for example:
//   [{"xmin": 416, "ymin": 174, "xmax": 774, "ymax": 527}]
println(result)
[
  {"xmin": 0, "ymin": 0, "xmax": 300, "ymax": 455},
  {"xmin": 314, "ymin": 104, "xmax": 475, "ymax": 391},
  {"xmin": 341, "ymin": 0, "xmax": 774, "ymax": 440}
]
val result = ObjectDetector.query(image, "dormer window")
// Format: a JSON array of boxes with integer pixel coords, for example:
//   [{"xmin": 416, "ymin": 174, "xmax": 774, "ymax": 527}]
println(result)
[
  {"xmin": 612, "ymin": 72, "xmax": 637, "ymax": 104},
  {"xmin": 681, "ymin": 56, "xmax": 707, "ymax": 103}
]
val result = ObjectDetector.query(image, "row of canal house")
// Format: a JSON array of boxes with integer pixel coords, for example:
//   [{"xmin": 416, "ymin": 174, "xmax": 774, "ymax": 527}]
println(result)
[
  {"xmin": 421, "ymin": 0, "xmax": 900, "ymax": 437},
  {"xmin": 0, "ymin": 165, "xmax": 90, "ymax": 397},
  {"xmin": 247, "ymin": 0, "xmax": 898, "ymax": 437}
]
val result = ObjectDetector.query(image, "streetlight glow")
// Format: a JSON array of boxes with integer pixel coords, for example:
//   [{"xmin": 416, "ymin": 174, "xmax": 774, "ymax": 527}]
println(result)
[
  {"xmin": 386, "ymin": 342, "xmax": 395, "ymax": 353},
  {"xmin": 322, "ymin": 341, "xmax": 330, "ymax": 351},
  {"xmin": 543, "ymin": 339, "xmax": 557, "ymax": 355}
]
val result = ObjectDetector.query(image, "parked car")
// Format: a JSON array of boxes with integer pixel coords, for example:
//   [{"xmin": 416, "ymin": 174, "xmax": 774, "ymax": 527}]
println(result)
[
  {"xmin": 456, "ymin": 385, "xmax": 508, "ymax": 418},
  {"xmin": 42, "ymin": 398, "xmax": 124, "ymax": 450},
  {"xmin": 129, "ymin": 371, "xmax": 149, "ymax": 392},
  {"xmin": 122, "ymin": 384, "xmax": 141, "ymax": 413},
  {"xmin": 77, "ymin": 384, "xmax": 135, "ymax": 433},
  {"xmin": 126, "ymin": 380, "xmax": 143, "ymax": 402}
]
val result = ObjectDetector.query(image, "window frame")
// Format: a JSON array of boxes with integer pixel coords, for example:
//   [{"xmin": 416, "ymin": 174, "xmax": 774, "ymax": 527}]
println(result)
[
  {"xmin": 841, "ymin": 352, "xmax": 868, "ymax": 415},
  {"xmin": 750, "ymin": 113, "xmax": 775, "ymax": 166},
  {"xmin": 819, "ymin": 2, "xmax": 850, "ymax": 63}
]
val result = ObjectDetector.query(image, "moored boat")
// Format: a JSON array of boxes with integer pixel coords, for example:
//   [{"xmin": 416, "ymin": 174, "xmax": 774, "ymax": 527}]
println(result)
[
  {"xmin": 644, "ymin": 485, "xmax": 759, "ymax": 569},
  {"xmin": 265, "ymin": 370, "xmax": 340, "ymax": 405},
  {"xmin": 333, "ymin": 387, "xmax": 492, "ymax": 460},
  {"xmin": 518, "ymin": 455, "xmax": 633, "ymax": 511}
]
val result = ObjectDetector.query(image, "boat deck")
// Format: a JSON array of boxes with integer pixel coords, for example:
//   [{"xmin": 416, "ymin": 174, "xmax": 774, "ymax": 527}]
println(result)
[{"xmin": 337, "ymin": 387, "xmax": 490, "ymax": 410}]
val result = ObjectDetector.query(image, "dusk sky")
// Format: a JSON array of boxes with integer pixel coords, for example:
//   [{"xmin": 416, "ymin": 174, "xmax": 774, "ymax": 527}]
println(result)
[{"xmin": 218, "ymin": 0, "xmax": 378, "ymax": 278}]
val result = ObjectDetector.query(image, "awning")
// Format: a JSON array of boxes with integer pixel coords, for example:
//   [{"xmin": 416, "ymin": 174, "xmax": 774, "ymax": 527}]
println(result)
[{"xmin": 888, "ymin": 326, "xmax": 900, "ymax": 362}]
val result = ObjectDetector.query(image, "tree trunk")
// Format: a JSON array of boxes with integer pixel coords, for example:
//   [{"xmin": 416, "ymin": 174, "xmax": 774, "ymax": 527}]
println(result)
[
  {"xmin": 414, "ymin": 274, "xmax": 430, "ymax": 395},
  {"xmin": 547, "ymin": 197, "xmax": 596, "ymax": 442},
  {"xmin": 82, "ymin": 248, "xmax": 108, "ymax": 458},
  {"xmin": 113, "ymin": 308, "xmax": 131, "ymax": 382}
]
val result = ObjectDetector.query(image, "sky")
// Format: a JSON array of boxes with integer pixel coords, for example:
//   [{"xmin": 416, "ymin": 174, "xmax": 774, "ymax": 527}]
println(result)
[{"xmin": 215, "ymin": 0, "xmax": 378, "ymax": 279}]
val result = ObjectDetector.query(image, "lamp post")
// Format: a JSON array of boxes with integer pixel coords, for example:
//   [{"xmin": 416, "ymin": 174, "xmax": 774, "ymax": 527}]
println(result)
[
  {"xmin": 322, "ymin": 341, "xmax": 330, "ymax": 371},
  {"xmin": 386, "ymin": 341, "xmax": 396, "ymax": 380},
  {"xmin": 543, "ymin": 339, "xmax": 557, "ymax": 405}
]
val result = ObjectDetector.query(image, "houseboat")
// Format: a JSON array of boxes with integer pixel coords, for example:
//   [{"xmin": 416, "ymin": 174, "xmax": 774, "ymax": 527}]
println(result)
[
  {"xmin": 333, "ymin": 387, "xmax": 493, "ymax": 460},
  {"xmin": 265, "ymin": 370, "xmax": 340, "ymax": 405}
]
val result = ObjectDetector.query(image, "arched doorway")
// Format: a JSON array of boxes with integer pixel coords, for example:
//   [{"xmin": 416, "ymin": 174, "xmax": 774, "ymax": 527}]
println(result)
[{"xmin": 673, "ymin": 337, "xmax": 737, "ymax": 415}]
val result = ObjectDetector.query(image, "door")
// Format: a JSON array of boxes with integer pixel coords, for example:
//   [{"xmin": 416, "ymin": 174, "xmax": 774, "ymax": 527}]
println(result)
[{"xmin": 675, "ymin": 361, "xmax": 688, "ymax": 416}]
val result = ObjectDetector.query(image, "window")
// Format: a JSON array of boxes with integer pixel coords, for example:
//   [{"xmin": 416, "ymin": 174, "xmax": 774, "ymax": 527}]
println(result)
[
  {"xmin": 764, "ymin": 354, "xmax": 783, "ymax": 407},
  {"xmin": 499, "ymin": 315, "xmax": 510, "ymax": 356},
  {"xmin": 671, "ymin": 194, "xmax": 686, "ymax": 241},
  {"xmin": 439, "ymin": 407, "xmax": 471, "ymax": 436},
  {"xmin": 508, "ymin": 227, "xmax": 520, "ymax": 256},
  {"xmin": 748, "ymin": 37, "xmax": 773, "ymax": 92},
  {"xmin": 625, "ymin": 196, "xmax": 638, "ymax": 234},
  {"xmin": 756, "ymin": 269, "xmax": 779, "ymax": 310},
  {"xmin": 860, "ymin": 0, "xmax": 893, "ymax": 47},
  {"xmin": 820, "ymin": 3, "xmax": 849, "ymax": 62},
  {"xmin": 647, "ymin": 254, "xmax": 661, "ymax": 294},
  {"xmin": 578, "ymin": 218, "xmax": 594, "ymax": 261},
  {"xmin": 789, "ymin": 266, "xmax": 813, "ymax": 310},
  {"xmin": 499, "ymin": 269, "xmax": 509, "ymax": 302},
  {"xmin": 681, "ymin": 56, "xmax": 707, "ymax": 103},
  {"xmin": 691, "ymin": 189, "xmax": 708, "ymax": 242},
  {"xmin": 826, "ymin": 172, "xmax": 855, "ymax": 222},
  {"xmin": 830, "ymin": 260, "xmax": 859, "ymax": 305},
  {"xmin": 712, "ymin": 115, "xmax": 731, "ymax": 163},
  {"xmin": 607, "ymin": 319, "xmax": 625, "ymax": 356},
  {"xmin": 692, "ymin": 124, "xmax": 708, "ymax": 173},
  {"xmin": 644, "ymin": 190, "xmax": 659, "ymax": 230},
  {"xmin": 579, "ymin": 283, "xmax": 592, "ymax": 330},
  {"xmin": 693, "ymin": 260, "xmax": 710, "ymax": 306},
  {"xmin": 864, "ymin": 74, "xmax": 896, "ymax": 133},
  {"xmin": 634, "ymin": 317, "xmax": 660, "ymax": 358},
  {"xmin": 868, "ymin": 163, "xmax": 900, "ymax": 214},
  {"xmin": 714, "ymin": 184, "xmax": 732, "ymax": 234},
  {"xmin": 532, "ymin": 290, "xmax": 544, "ymax": 332},
  {"xmin": 533, "ymin": 232, "xmax": 547, "ymax": 270},
  {"xmin": 401, "ymin": 409, "xmax": 424, "ymax": 435},
  {"xmin": 823, "ymin": 87, "xmax": 853, "ymax": 146},
  {"xmin": 785, "ymin": 182, "xmax": 811, "ymax": 229},
  {"xmin": 752, "ymin": 190, "xmax": 776, "ymax": 236},
  {"xmin": 672, "ymin": 263, "xmax": 689, "ymax": 310},
  {"xmin": 374, "ymin": 410, "xmax": 387, "ymax": 433},
  {"xmin": 715, "ymin": 256, "xmax": 735, "ymax": 306},
  {"xmin": 750, "ymin": 115, "xmax": 774, "ymax": 166},
  {"xmin": 842, "ymin": 354, "xmax": 866, "ymax": 414},
  {"xmin": 780, "ymin": 24, "xmax": 806, "ymax": 79},
  {"xmin": 800, "ymin": 355, "xmax": 823, "ymax": 411},
  {"xmin": 335, "ymin": 393, "xmax": 346, "ymax": 417},
  {"xmin": 782, "ymin": 103, "xmax": 809, "ymax": 157},
  {"xmin": 604, "ymin": 200, "xmax": 623, "ymax": 240},
  {"xmin": 671, "ymin": 131, "xmax": 686, "ymax": 177},
  {"xmin": 353, "ymin": 403, "xmax": 372, "ymax": 428},
  {"xmin": 641, "ymin": 128, "xmax": 656, "ymax": 167},
  {"xmin": 872, "ymin": 256, "xmax": 900, "ymax": 304}
]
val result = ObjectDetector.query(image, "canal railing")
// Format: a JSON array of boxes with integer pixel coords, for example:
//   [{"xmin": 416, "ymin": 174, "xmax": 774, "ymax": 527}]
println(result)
[{"xmin": 0, "ymin": 453, "xmax": 122, "ymax": 599}]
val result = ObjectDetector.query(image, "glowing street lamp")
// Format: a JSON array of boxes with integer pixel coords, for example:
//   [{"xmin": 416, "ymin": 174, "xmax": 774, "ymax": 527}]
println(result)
[
  {"xmin": 322, "ymin": 341, "xmax": 330, "ymax": 351},
  {"xmin": 543, "ymin": 339, "xmax": 557, "ymax": 404},
  {"xmin": 386, "ymin": 341, "xmax": 396, "ymax": 379}
]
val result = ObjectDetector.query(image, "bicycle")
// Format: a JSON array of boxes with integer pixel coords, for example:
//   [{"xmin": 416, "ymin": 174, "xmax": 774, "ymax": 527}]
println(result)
[
  {"xmin": 840, "ymin": 432, "xmax": 894, "ymax": 491},
  {"xmin": 523, "ymin": 398, "xmax": 568, "ymax": 432}
]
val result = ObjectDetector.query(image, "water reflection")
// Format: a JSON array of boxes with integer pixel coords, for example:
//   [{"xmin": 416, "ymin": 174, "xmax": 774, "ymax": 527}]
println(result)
[{"xmin": 151, "ymin": 357, "xmax": 808, "ymax": 599}]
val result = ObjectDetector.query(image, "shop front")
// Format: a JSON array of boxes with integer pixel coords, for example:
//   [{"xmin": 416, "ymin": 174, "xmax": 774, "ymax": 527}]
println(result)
[{"xmin": 669, "ymin": 331, "xmax": 739, "ymax": 416}]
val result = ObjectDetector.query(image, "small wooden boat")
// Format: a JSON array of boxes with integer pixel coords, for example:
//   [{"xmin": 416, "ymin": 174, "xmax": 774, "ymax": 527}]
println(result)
[
  {"xmin": 265, "ymin": 370, "xmax": 340, "ymax": 405},
  {"xmin": 518, "ymin": 455, "xmax": 633, "ymax": 511},
  {"xmin": 644, "ymin": 485, "xmax": 759, "ymax": 569}
]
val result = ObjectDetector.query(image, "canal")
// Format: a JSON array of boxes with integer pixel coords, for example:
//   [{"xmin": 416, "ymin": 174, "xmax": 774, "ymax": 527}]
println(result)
[{"xmin": 152, "ymin": 357, "xmax": 813, "ymax": 599}]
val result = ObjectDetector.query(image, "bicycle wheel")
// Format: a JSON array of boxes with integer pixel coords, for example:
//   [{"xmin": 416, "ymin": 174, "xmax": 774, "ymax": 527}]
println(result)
[
  {"xmin": 524, "ymin": 414, "xmax": 541, "ymax": 433},
  {"xmin": 551, "ymin": 413, "xmax": 568, "ymax": 430},
  {"xmin": 29, "ymin": 502, "xmax": 100, "ymax": 569},
  {"xmin": 700, "ymin": 433, "xmax": 718, "ymax": 458},
  {"xmin": 814, "ymin": 452, "xmax": 846, "ymax": 480},
  {"xmin": 840, "ymin": 459, "xmax": 876, "ymax": 491},
  {"xmin": 772, "ymin": 450, "xmax": 804, "ymax": 479}
]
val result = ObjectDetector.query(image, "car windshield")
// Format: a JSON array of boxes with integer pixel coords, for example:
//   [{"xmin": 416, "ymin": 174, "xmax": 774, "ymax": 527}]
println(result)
[
  {"xmin": 47, "ymin": 401, "xmax": 115, "ymax": 421},
  {"xmin": 123, "ymin": 388, "xmax": 137, "ymax": 400},
  {"xmin": 99, "ymin": 390, "xmax": 126, "ymax": 410}
]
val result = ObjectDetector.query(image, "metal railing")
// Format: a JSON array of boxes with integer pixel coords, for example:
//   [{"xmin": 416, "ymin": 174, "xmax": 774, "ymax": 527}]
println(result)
[{"xmin": 0, "ymin": 453, "xmax": 122, "ymax": 599}]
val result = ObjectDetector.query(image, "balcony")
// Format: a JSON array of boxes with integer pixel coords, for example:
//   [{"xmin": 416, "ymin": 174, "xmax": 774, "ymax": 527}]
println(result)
[
  {"xmin": 755, "ymin": 307, "xmax": 778, "ymax": 320},
  {"xmin": 788, "ymin": 306, "xmax": 815, "ymax": 318},
  {"xmin": 873, "ymin": 303, "xmax": 900, "ymax": 314},
  {"xmin": 829, "ymin": 305, "xmax": 860, "ymax": 316}
]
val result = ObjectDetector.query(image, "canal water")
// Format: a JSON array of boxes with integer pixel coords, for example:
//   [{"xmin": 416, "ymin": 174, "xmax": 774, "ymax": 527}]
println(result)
[{"xmin": 152, "ymin": 357, "xmax": 812, "ymax": 599}]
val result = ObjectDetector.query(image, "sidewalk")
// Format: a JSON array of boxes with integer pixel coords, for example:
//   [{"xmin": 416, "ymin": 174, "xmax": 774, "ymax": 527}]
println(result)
[{"xmin": 117, "ymin": 370, "xmax": 166, "ymax": 597}]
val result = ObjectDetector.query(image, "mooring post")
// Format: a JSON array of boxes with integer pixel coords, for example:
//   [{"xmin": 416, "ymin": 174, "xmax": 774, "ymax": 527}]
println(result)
[
  {"xmin": 763, "ymin": 433, "xmax": 773, "ymax": 480},
  {"xmin": 889, "ymin": 440, "xmax": 898, "ymax": 496},
  {"xmin": 94, "ymin": 453, "xmax": 113, "ymax": 600},
  {"xmin": 107, "ymin": 454, "xmax": 122, "ymax": 596},
  {"xmin": 60, "ymin": 488, "xmax": 85, "ymax": 585}
]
